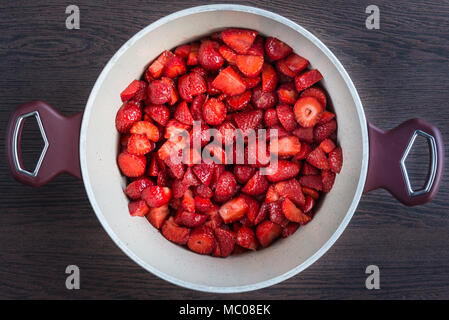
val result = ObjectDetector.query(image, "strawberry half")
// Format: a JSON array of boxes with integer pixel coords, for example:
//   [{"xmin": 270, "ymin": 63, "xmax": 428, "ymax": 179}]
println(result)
[
  {"xmin": 256, "ymin": 220, "xmax": 282, "ymax": 247},
  {"xmin": 225, "ymin": 91, "xmax": 252, "ymax": 111},
  {"xmin": 300, "ymin": 86, "xmax": 327, "ymax": 108},
  {"xmin": 219, "ymin": 196, "xmax": 249, "ymax": 223},
  {"xmin": 269, "ymin": 136, "xmax": 301, "ymax": 157},
  {"xmin": 147, "ymin": 79, "xmax": 172, "ymax": 105},
  {"xmin": 281, "ymin": 198, "xmax": 311, "ymax": 225},
  {"xmin": 277, "ymin": 83, "xmax": 298, "ymax": 105},
  {"xmin": 221, "ymin": 28, "xmax": 258, "ymax": 54},
  {"xmin": 268, "ymin": 201, "xmax": 289, "ymax": 227},
  {"xmin": 130, "ymin": 121, "xmax": 160, "ymax": 142},
  {"xmin": 274, "ymin": 179, "xmax": 305, "ymax": 207},
  {"xmin": 233, "ymin": 165, "xmax": 257, "ymax": 184},
  {"xmin": 118, "ymin": 152, "xmax": 146, "ymax": 177},
  {"xmin": 276, "ymin": 104, "xmax": 297, "ymax": 132},
  {"xmin": 161, "ymin": 217, "xmax": 190, "ymax": 244},
  {"xmin": 236, "ymin": 226, "xmax": 258, "ymax": 250},
  {"xmin": 120, "ymin": 80, "xmax": 147, "ymax": 102},
  {"xmin": 322, "ymin": 170, "xmax": 336, "ymax": 193},
  {"xmin": 283, "ymin": 53, "xmax": 309, "ymax": 75},
  {"xmin": 178, "ymin": 72, "xmax": 207, "ymax": 103},
  {"xmin": 198, "ymin": 40, "xmax": 224, "ymax": 71},
  {"xmin": 163, "ymin": 55, "xmax": 187, "ymax": 78},
  {"xmin": 115, "ymin": 101, "xmax": 142, "ymax": 133},
  {"xmin": 293, "ymin": 96, "xmax": 324, "ymax": 128},
  {"xmin": 233, "ymin": 109, "xmax": 264, "ymax": 135},
  {"xmin": 314, "ymin": 119, "xmax": 337, "ymax": 143},
  {"xmin": 214, "ymin": 171, "xmax": 238, "ymax": 203},
  {"xmin": 212, "ymin": 66, "xmax": 247, "ymax": 96},
  {"xmin": 141, "ymin": 186, "xmax": 172, "ymax": 208},
  {"xmin": 148, "ymin": 50, "xmax": 174, "ymax": 79},
  {"xmin": 214, "ymin": 227, "xmax": 236, "ymax": 257},
  {"xmin": 202, "ymin": 97, "xmax": 227, "ymax": 126},
  {"xmin": 219, "ymin": 45, "xmax": 237, "ymax": 65},
  {"xmin": 128, "ymin": 200, "xmax": 149, "ymax": 217},
  {"xmin": 174, "ymin": 101, "xmax": 194, "ymax": 125},
  {"xmin": 177, "ymin": 210, "xmax": 208, "ymax": 228},
  {"xmin": 319, "ymin": 138, "xmax": 336, "ymax": 153},
  {"xmin": 125, "ymin": 177, "xmax": 154, "ymax": 200},
  {"xmin": 144, "ymin": 104, "xmax": 170, "ymax": 126},
  {"xmin": 241, "ymin": 171, "xmax": 269, "ymax": 196},
  {"xmin": 261, "ymin": 63, "xmax": 278, "ymax": 92},
  {"xmin": 329, "ymin": 146, "xmax": 343, "ymax": 173},
  {"xmin": 146, "ymin": 204, "xmax": 170, "ymax": 229},
  {"xmin": 264, "ymin": 159, "xmax": 301, "ymax": 183},
  {"xmin": 127, "ymin": 134, "xmax": 153, "ymax": 155},
  {"xmin": 295, "ymin": 69, "xmax": 323, "ymax": 92},
  {"xmin": 265, "ymin": 37, "xmax": 292, "ymax": 61},
  {"xmin": 236, "ymin": 54, "xmax": 264, "ymax": 77},
  {"xmin": 307, "ymin": 147, "xmax": 330, "ymax": 170},
  {"xmin": 187, "ymin": 226, "xmax": 216, "ymax": 255},
  {"xmin": 251, "ymin": 86, "xmax": 277, "ymax": 109},
  {"xmin": 299, "ymin": 175, "xmax": 323, "ymax": 191}
]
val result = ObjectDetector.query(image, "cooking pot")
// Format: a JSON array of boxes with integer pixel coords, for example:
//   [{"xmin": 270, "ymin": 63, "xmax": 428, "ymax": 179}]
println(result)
[{"xmin": 5, "ymin": 5, "xmax": 444, "ymax": 293}]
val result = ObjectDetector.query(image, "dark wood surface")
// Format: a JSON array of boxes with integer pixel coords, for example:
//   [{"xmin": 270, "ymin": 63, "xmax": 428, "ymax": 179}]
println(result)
[{"xmin": 0, "ymin": 0, "xmax": 448, "ymax": 300}]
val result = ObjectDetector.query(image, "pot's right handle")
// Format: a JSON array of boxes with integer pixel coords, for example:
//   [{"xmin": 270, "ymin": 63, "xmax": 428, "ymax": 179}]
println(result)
[{"xmin": 363, "ymin": 119, "xmax": 444, "ymax": 206}]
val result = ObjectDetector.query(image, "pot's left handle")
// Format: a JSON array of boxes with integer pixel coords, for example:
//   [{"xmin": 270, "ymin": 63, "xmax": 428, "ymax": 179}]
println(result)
[{"xmin": 6, "ymin": 101, "xmax": 83, "ymax": 186}]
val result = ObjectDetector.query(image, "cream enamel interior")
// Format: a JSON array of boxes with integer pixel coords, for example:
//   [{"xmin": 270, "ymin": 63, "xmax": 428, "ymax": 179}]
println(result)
[{"xmin": 80, "ymin": 5, "xmax": 368, "ymax": 293}]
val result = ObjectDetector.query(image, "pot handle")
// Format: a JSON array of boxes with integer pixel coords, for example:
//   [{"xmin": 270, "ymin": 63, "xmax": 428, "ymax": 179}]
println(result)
[
  {"xmin": 363, "ymin": 119, "xmax": 444, "ymax": 206},
  {"xmin": 5, "ymin": 101, "xmax": 83, "ymax": 186}
]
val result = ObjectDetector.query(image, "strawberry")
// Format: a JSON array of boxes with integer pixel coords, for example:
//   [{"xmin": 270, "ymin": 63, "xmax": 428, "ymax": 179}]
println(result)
[
  {"xmin": 264, "ymin": 159, "xmax": 301, "ymax": 183},
  {"xmin": 317, "ymin": 110, "xmax": 335, "ymax": 124},
  {"xmin": 269, "ymin": 201, "xmax": 289, "ymax": 227},
  {"xmin": 148, "ymin": 50, "xmax": 174, "ymax": 79},
  {"xmin": 233, "ymin": 109, "xmax": 264, "ymax": 135},
  {"xmin": 202, "ymin": 97, "xmax": 227, "ymax": 125},
  {"xmin": 163, "ymin": 55, "xmax": 187, "ymax": 78},
  {"xmin": 127, "ymin": 134, "xmax": 153, "ymax": 155},
  {"xmin": 172, "ymin": 179, "xmax": 189, "ymax": 199},
  {"xmin": 189, "ymin": 121, "xmax": 211, "ymax": 147},
  {"xmin": 194, "ymin": 184, "xmax": 213, "ymax": 199},
  {"xmin": 329, "ymin": 146, "xmax": 343, "ymax": 173},
  {"xmin": 302, "ymin": 162, "xmax": 320, "ymax": 175},
  {"xmin": 147, "ymin": 79, "xmax": 172, "ymax": 105},
  {"xmin": 281, "ymin": 198, "xmax": 311, "ymax": 225},
  {"xmin": 283, "ymin": 53, "xmax": 309, "ymax": 75},
  {"xmin": 265, "ymin": 37, "xmax": 292, "ymax": 61},
  {"xmin": 115, "ymin": 101, "xmax": 142, "ymax": 133},
  {"xmin": 195, "ymin": 196, "xmax": 214, "ymax": 213},
  {"xmin": 300, "ymin": 86, "xmax": 327, "ymax": 108},
  {"xmin": 181, "ymin": 189, "xmax": 195, "ymax": 213},
  {"xmin": 292, "ymin": 126, "xmax": 314, "ymax": 144},
  {"xmin": 233, "ymin": 165, "xmax": 257, "ymax": 184},
  {"xmin": 191, "ymin": 94, "xmax": 206, "ymax": 121},
  {"xmin": 214, "ymin": 171, "xmax": 238, "ymax": 203},
  {"xmin": 314, "ymin": 119, "xmax": 337, "ymax": 143},
  {"xmin": 198, "ymin": 40, "xmax": 224, "ymax": 71},
  {"xmin": 236, "ymin": 54, "xmax": 264, "ymax": 77},
  {"xmin": 146, "ymin": 204, "xmax": 170, "ymax": 229},
  {"xmin": 192, "ymin": 162, "xmax": 215, "ymax": 186},
  {"xmin": 322, "ymin": 170, "xmax": 336, "ymax": 193},
  {"xmin": 295, "ymin": 69, "xmax": 323, "ymax": 92},
  {"xmin": 161, "ymin": 217, "xmax": 190, "ymax": 244},
  {"xmin": 319, "ymin": 138, "xmax": 336, "ymax": 153},
  {"xmin": 240, "ymin": 194, "xmax": 259, "ymax": 225},
  {"xmin": 221, "ymin": 28, "xmax": 258, "ymax": 54},
  {"xmin": 118, "ymin": 152, "xmax": 146, "ymax": 177},
  {"xmin": 277, "ymin": 83, "xmax": 298, "ymax": 105},
  {"xmin": 174, "ymin": 101, "xmax": 194, "ymax": 125},
  {"xmin": 187, "ymin": 42, "xmax": 200, "ymax": 66},
  {"xmin": 247, "ymin": 35, "xmax": 265, "ymax": 56},
  {"xmin": 130, "ymin": 121, "xmax": 160, "ymax": 142},
  {"xmin": 219, "ymin": 45, "xmax": 237, "ymax": 65},
  {"xmin": 242, "ymin": 76, "xmax": 261, "ymax": 89},
  {"xmin": 265, "ymin": 185, "xmax": 280, "ymax": 203},
  {"xmin": 214, "ymin": 227, "xmax": 236, "ymax": 257},
  {"xmin": 282, "ymin": 222, "xmax": 300, "ymax": 238},
  {"xmin": 261, "ymin": 63, "xmax": 278, "ymax": 92},
  {"xmin": 256, "ymin": 220, "xmax": 282, "ymax": 247},
  {"xmin": 178, "ymin": 72, "xmax": 207, "ymax": 102},
  {"xmin": 144, "ymin": 104, "xmax": 170, "ymax": 126},
  {"xmin": 307, "ymin": 147, "xmax": 330, "ymax": 170},
  {"xmin": 160, "ymin": 77, "xmax": 179, "ymax": 105},
  {"xmin": 187, "ymin": 226, "xmax": 216, "ymax": 255},
  {"xmin": 236, "ymin": 226, "xmax": 258, "ymax": 250},
  {"xmin": 293, "ymin": 96, "xmax": 323, "ymax": 128},
  {"xmin": 302, "ymin": 196, "xmax": 315, "ymax": 213},
  {"xmin": 276, "ymin": 104, "xmax": 297, "ymax": 131},
  {"xmin": 120, "ymin": 80, "xmax": 147, "ymax": 102},
  {"xmin": 183, "ymin": 167, "xmax": 201, "ymax": 187},
  {"xmin": 263, "ymin": 108, "xmax": 280, "ymax": 127},
  {"xmin": 254, "ymin": 203, "xmax": 269, "ymax": 225},
  {"xmin": 274, "ymin": 179, "xmax": 305, "ymax": 207},
  {"xmin": 269, "ymin": 136, "xmax": 301, "ymax": 157},
  {"xmin": 212, "ymin": 66, "xmax": 247, "ymax": 96},
  {"xmin": 225, "ymin": 91, "xmax": 252, "ymax": 111},
  {"xmin": 219, "ymin": 196, "xmax": 249, "ymax": 223},
  {"xmin": 177, "ymin": 210, "xmax": 208, "ymax": 228},
  {"xmin": 276, "ymin": 59, "xmax": 296, "ymax": 78},
  {"xmin": 141, "ymin": 186, "xmax": 172, "ymax": 207},
  {"xmin": 128, "ymin": 200, "xmax": 149, "ymax": 217},
  {"xmin": 174, "ymin": 44, "xmax": 191, "ymax": 58},
  {"xmin": 251, "ymin": 86, "xmax": 277, "ymax": 109},
  {"xmin": 125, "ymin": 177, "xmax": 154, "ymax": 200},
  {"xmin": 147, "ymin": 154, "xmax": 160, "ymax": 177},
  {"xmin": 183, "ymin": 147, "xmax": 201, "ymax": 167},
  {"xmin": 302, "ymin": 186, "xmax": 320, "ymax": 199},
  {"xmin": 299, "ymin": 175, "xmax": 323, "ymax": 191},
  {"xmin": 164, "ymin": 119, "xmax": 190, "ymax": 141},
  {"xmin": 144, "ymin": 69, "xmax": 154, "ymax": 83},
  {"xmin": 241, "ymin": 171, "xmax": 269, "ymax": 196}
]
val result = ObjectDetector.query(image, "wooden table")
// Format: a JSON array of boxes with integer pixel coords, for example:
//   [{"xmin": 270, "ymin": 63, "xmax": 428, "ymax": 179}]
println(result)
[{"xmin": 0, "ymin": 0, "xmax": 448, "ymax": 299}]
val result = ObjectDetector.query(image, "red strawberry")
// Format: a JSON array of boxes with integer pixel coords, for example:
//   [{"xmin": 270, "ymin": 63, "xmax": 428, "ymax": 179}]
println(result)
[
  {"xmin": 181, "ymin": 189, "xmax": 195, "ymax": 213},
  {"xmin": 172, "ymin": 179, "xmax": 189, "ymax": 199},
  {"xmin": 282, "ymin": 222, "xmax": 300, "ymax": 238},
  {"xmin": 329, "ymin": 146, "xmax": 343, "ymax": 173},
  {"xmin": 128, "ymin": 200, "xmax": 149, "ymax": 217},
  {"xmin": 283, "ymin": 53, "xmax": 309, "ymax": 75},
  {"xmin": 127, "ymin": 134, "xmax": 153, "ymax": 155},
  {"xmin": 198, "ymin": 40, "xmax": 224, "ymax": 71},
  {"xmin": 146, "ymin": 204, "xmax": 170, "ymax": 229},
  {"xmin": 293, "ymin": 96, "xmax": 323, "ymax": 128},
  {"xmin": 174, "ymin": 44, "xmax": 191, "ymax": 58},
  {"xmin": 302, "ymin": 195, "xmax": 315, "ymax": 213},
  {"xmin": 233, "ymin": 165, "xmax": 257, "ymax": 184},
  {"xmin": 268, "ymin": 201, "xmax": 289, "ymax": 227},
  {"xmin": 233, "ymin": 109, "xmax": 264, "ymax": 135},
  {"xmin": 221, "ymin": 28, "xmax": 257, "ymax": 54},
  {"xmin": 236, "ymin": 55, "xmax": 264, "ymax": 77},
  {"xmin": 217, "ymin": 121, "xmax": 237, "ymax": 146},
  {"xmin": 141, "ymin": 186, "xmax": 172, "ymax": 207},
  {"xmin": 264, "ymin": 159, "xmax": 301, "ymax": 183},
  {"xmin": 276, "ymin": 104, "xmax": 297, "ymax": 131},
  {"xmin": 147, "ymin": 154, "xmax": 160, "ymax": 177},
  {"xmin": 118, "ymin": 152, "xmax": 146, "ymax": 177},
  {"xmin": 242, "ymin": 171, "xmax": 269, "ymax": 196},
  {"xmin": 256, "ymin": 220, "xmax": 282, "ymax": 247},
  {"xmin": 281, "ymin": 198, "xmax": 311, "ymax": 225},
  {"xmin": 164, "ymin": 119, "xmax": 190, "ymax": 141},
  {"xmin": 195, "ymin": 196, "xmax": 214, "ymax": 213},
  {"xmin": 219, "ymin": 45, "xmax": 237, "ymax": 65},
  {"xmin": 265, "ymin": 37, "xmax": 292, "ymax": 61},
  {"xmin": 307, "ymin": 146, "xmax": 330, "ymax": 170},
  {"xmin": 318, "ymin": 110, "xmax": 335, "ymax": 124},
  {"xmin": 276, "ymin": 59, "xmax": 296, "ymax": 77},
  {"xmin": 225, "ymin": 91, "xmax": 252, "ymax": 111},
  {"xmin": 160, "ymin": 77, "xmax": 179, "ymax": 105},
  {"xmin": 263, "ymin": 108, "xmax": 279, "ymax": 127},
  {"xmin": 302, "ymin": 186, "xmax": 320, "ymax": 199},
  {"xmin": 191, "ymin": 94, "xmax": 206, "ymax": 121},
  {"xmin": 302, "ymin": 162, "xmax": 320, "ymax": 175},
  {"xmin": 300, "ymin": 86, "xmax": 327, "ymax": 108},
  {"xmin": 130, "ymin": 121, "xmax": 160, "ymax": 142},
  {"xmin": 265, "ymin": 185, "xmax": 280, "ymax": 204},
  {"xmin": 251, "ymin": 86, "xmax": 277, "ymax": 109},
  {"xmin": 322, "ymin": 170, "xmax": 336, "ymax": 193},
  {"xmin": 254, "ymin": 203, "xmax": 268, "ymax": 225},
  {"xmin": 187, "ymin": 42, "xmax": 200, "ymax": 66},
  {"xmin": 219, "ymin": 196, "xmax": 249, "ymax": 223},
  {"xmin": 189, "ymin": 121, "xmax": 211, "ymax": 147},
  {"xmin": 319, "ymin": 138, "xmax": 336, "ymax": 153},
  {"xmin": 292, "ymin": 126, "xmax": 314, "ymax": 144},
  {"xmin": 188, "ymin": 226, "xmax": 216, "ymax": 255},
  {"xmin": 147, "ymin": 79, "xmax": 171, "ymax": 104},
  {"xmin": 163, "ymin": 55, "xmax": 187, "ymax": 78},
  {"xmin": 192, "ymin": 162, "xmax": 215, "ymax": 186},
  {"xmin": 174, "ymin": 101, "xmax": 194, "ymax": 125},
  {"xmin": 214, "ymin": 171, "xmax": 238, "ymax": 203},
  {"xmin": 261, "ymin": 63, "xmax": 278, "ymax": 92},
  {"xmin": 183, "ymin": 167, "xmax": 201, "ymax": 187},
  {"xmin": 125, "ymin": 177, "xmax": 154, "ymax": 200},
  {"xmin": 194, "ymin": 185, "xmax": 213, "ymax": 199},
  {"xmin": 178, "ymin": 72, "xmax": 207, "ymax": 102},
  {"xmin": 212, "ymin": 66, "xmax": 247, "ymax": 96},
  {"xmin": 144, "ymin": 104, "xmax": 170, "ymax": 126},
  {"xmin": 314, "ymin": 119, "xmax": 337, "ymax": 143},
  {"xmin": 161, "ymin": 216, "xmax": 190, "ymax": 244},
  {"xmin": 269, "ymin": 136, "xmax": 301, "ymax": 157},
  {"xmin": 202, "ymin": 97, "xmax": 227, "ymax": 125},
  {"xmin": 240, "ymin": 194, "xmax": 259, "ymax": 225},
  {"xmin": 247, "ymin": 35, "xmax": 265, "ymax": 56},
  {"xmin": 120, "ymin": 80, "xmax": 147, "ymax": 102},
  {"xmin": 148, "ymin": 50, "xmax": 174, "ymax": 79},
  {"xmin": 115, "ymin": 101, "xmax": 142, "ymax": 133},
  {"xmin": 177, "ymin": 210, "xmax": 208, "ymax": 228},
  {"xmin": 242, "ymin": 76, "xmax": 261, "ymax": 89},
  {"xmin": 236, "ymin": 226, "xmax": 258, "ymax": 250},
  {"xmin": 274, "ymin": 179, "xmax": 305, "ymax": 207},
  {"xmin": 214, "ymin": 227, "xmax": 236, "ymax": 257},
  {"xmin": 299, "ymin": 175, "xmax": 323, "ymax": 191},
  {"xmin": 277, "ymin": 83, "xmax": 298, "ymax": 105},
  {"xmin": 295, "ymin": 69, "xmax": 323, "ymax": 92}
]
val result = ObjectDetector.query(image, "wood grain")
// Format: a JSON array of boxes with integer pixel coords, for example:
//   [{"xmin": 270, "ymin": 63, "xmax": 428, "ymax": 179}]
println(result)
[{"xmin": 0, "ymin": 0, "xmax": 448, "ymax": 299}]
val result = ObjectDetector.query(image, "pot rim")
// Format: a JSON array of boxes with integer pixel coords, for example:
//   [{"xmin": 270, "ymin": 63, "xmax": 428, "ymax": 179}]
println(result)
[{"xmin": 79, "ymin": 4, "xmax": 369, "ymax": 293}]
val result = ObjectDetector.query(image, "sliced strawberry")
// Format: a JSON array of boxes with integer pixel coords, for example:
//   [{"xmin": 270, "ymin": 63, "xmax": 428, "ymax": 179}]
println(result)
[
  {"xmin": 174, "ymin": 44, "xmax": 191, "ymax": 58},
  {"xmin": 177, "ymin": 210, "xmax": 208, "ymax": 228},
  {"xmin": 148, "ymin": 50, "xmax": 174, "ymax": 79},
  {"xmin": 214, "ymin": 227, "xmax": 236, "ymax": 257},
  {"xmin": 183, "ymin": 147, "xmax": 201, "ymax": 167},
  {"xmin": 202, "ymin": 97, "xmax": 227, "ymax": 125},
  {"xmin": 302, "ymin": 162, "xmax": 320, "ymax": 175},
  {"xmin": 254, "ymin": 203, "xmax": 268, "ymax": 225},
  {"xmin": 242, "ymin": 76, "xmax": 261, "ymax": 89},
  {"xmin": 300, "ymin": 86, "xmax": 327, "ymax": 108},
  {"xmin": 261, "ymin": 63, "xmax": 278, "ymax": 92},
  {"xmin": 160, "ymin": 76, "xmax": 179, "ymax": 105},
  {"xmin": 141, "ymin": 186, "xmax": 172, "ymax": 207},
  {"xmin": 307, "ymin": 147, "xmax": 330, "ymax": 170},
  {"xmin": 241, "ymin": 171, "xmax": 269, "ymax": 196},
  {"xmin": 322, "ymin": 170, "xmax": 336, "ymax": 193},
  {"xmin": 118, "ymin": 152, "xmax": 146, "ymax": 177},
  {"xmin": 120, "ymin": 80, "xmax": 147, "ymax": 102},
  {"xmin": 198, "ymin": 40, "xmax": 224, "ymax": 71},
  {"xmin": 125, "ymin": 177, "xmax": 154, "ymax": 200},
  {"xmin": 276, "ymin": 104, "xmax": 297, "ymax": 131},
  {"xmin": 194, "ymin": 184, "xmax": 213, "ymax": 199},
  {"xmin": 236, "ymin": 226, "xmax": 258, "ymax": 250},
  {"xmin": 115, "ymin": 101, "xmax": 142, "ymax": 133},
  {"xmin": 191, "ymin": 94, "xmax": 206, "ymax": 121},
  {"xmin": 251, "ymin": 86, "xmax": 277, "ymax": 109},
  {"xmin": 314, "ymin": 119, "xmax": 337, "ymax": 143},
  {"xmin": 233, "ymin": 109, "xmax": 264, "ymax": 135},
  {"xmin": 174, "ymin": 101, "xmax": 194, "ymax": 125},
  {"xmin": 236, "ymin": 54, "xmax": 264, "ymax": 77},
  {"xmin": 181, "ymin": 189, "xmax": 195, "ymax": 213},
  {"xmin": 302, "ymin": 195, "xmax": 315, "ymax": 213},
  {"xmin": 329, "ymin": 146, "xmax": 343, "ymax": 173},
  {"xmin": 147, "ymin": 79, "xmax": 171, "ymax": 105},
  {"xmin": 292, "ymin": 126, "xmax": 314, "ymax": 144},
  {"xmin": 217, "ymin": 121, "xmax": 237, "ymax": 146},
  {"xmin": 269, "ymin": 136, "xmax": 301, "ymax": 157},
  {"xmin": 161, "ymin": 216, "xmax": 190, "ymax": 244},
  {"xmin": 128, "ymin": 200, "xmax": 149, "ymax": 217},
  {"xmin": 281, "ymin": 198, "xmax": 311, "ymax": 225},
  {"xmin": 144, "ymin": 104, "xmax": 170, "ymax": 126},
  {"xmin": 164, "ymin": 119, "xmax": 190, "ymax": 141},
  {"xmin": 130, "ymin": 121, "xmax": 160, "ymax": 142},
  {"xmin": 276, "ymin": 59, "xmax": 297, "ymax": 77},
  {"xmin": 187, "ymin": 42, "xmax": 200, "ymax": 66},
  {"xmin": 225, "ymin": 91, "xmax": 252, "ymax": 111},
  {"xmin": 147, "ymin": 204, "xmax": 170, "ymax": 229},
  {"xmin": 299, "ymin": 175, "xmax": 323, "ymax": 191},
  {"xmin": 178, "ymin": 72, "xmax": 207, "ymax": 103},
  {"xmin": 293, "ymin": 96, "xmax": 324, "ymax": 128},
  {"xmin": 295, "ymin": 69, "xmax": 323, "ymax": 92},
  {"xmin": 219, "ymin": 45, "xmax": 237, "ymax": 65},
  {"xmin": 172, "ymin": 179, "xmax": 189, "ymax": 199},
  {"xmin": 221, "ymin": 28, "xmax": 257, "ymax": 54},
  {"xmin": 319, "ymin": 138, "xmax": 336, "ymax": 153},
  {"xmin": 256, "ymin": 220, "xmax": 282, "ymax": 247},
  {"xmin": 265, "ymin": 185, "xmax": 280, "ymax": 204},
  {"xmin": 214, "ymin": 171, "xmax": 238, "ymax": 203},
  {"xmin": 192, "ymin": 162, "xmax": 215, "ymax": 186},
  {"xmin": 212, "ymin": 66, "xmax": 247, "ymax": 96},
  {"xmin": 183, "ymin": 167, "xmax": 201, "ymax": 187},
  {"xmin": 283, "ymin": 53, "xmax": 309, "ymax": 75},
  {"xmin": 318, "ymin": 110, "xmax": 335, "ymax": 124},
  {"xmin": 195, "ymin": 196, "xmax": 214, "ymax": 213},
  {"xmin": 240, "ymin": 194, "xmax": 259, "ymax": 225},
  {"xmin": 163, "ymin": 55, "xmax": 187, "ymax": 78},
  {"xmin": 233, "ymin": 165, "xmax": 257, "ymax": 184},
  {"xmin": 147, "ymin": 154, "xmax": 160, "ymax": 177},
  {"xmin": 264, "ymin": 159, "xmax": 301, "ymax": 183},
  {"xmin": 277, "ymin": 83, "xmax": 298, "ymax": 105},
  {"xmin": 188, "ymin": 226, "xmax": 216, "ymax": 255},
  {"xmin": 302, "ymin": 186, "xmax": 320, "ymax": 199},
  {"xmin": 219, "ymin": 196, "xmax": 248, "ymax": 223},
  {"xmin": 247, "ymin": 35, "xmax": 265, "ymax": 56},
  {"xmin": 265, "ymin": 37, "xmax": 292, "ymax": 61},
  {"xmin": 282, "ymin": 222, "xmax": 300, "ymax": 238},
  {"xmin": 274, "ymin": 179, "xmax": 305, "ymax": 207},
  {"xmin": 269, "ymin": 201, "xmax": 289, "ymax": 227},
  {"xmin": 263, "ymin": 108, "xmax": 279, "ymax": 127},
  {"xmin": 127, "ymin": 134, "xmax": 153, "ymax": 155}
]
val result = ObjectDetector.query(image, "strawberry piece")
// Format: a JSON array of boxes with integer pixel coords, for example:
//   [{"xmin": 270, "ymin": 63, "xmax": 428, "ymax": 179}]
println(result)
[
  {"xmin": 187, "ymin": 42, "xmax": 200, "ymax": 66},
  {"xmin": 302, "ymin": 162, "xmax": 320, "ymax": 175},
  {"xmin": 177, "ymin": 210, "xmax": 208, "ymax": 228},
  {"xmin": 261, "ymin": 63, "xmax": 278, "ymax": 92},
  {"xmin": 282, "ymin": 222, "xmax": 300, "ymax": 238},
  {"xmin": 269, "ymin": 136, "xmax": 301, "ymax": 157},
  {"xmin": 242, "ymin": 171, "xmax": 269, "ymax": 196},
  {"xmin": 214, "ymin": 171, "xmax": 238, "ymax": 203},
  {"xmin": 148, "ymin": 50, "xmax": 174, "ymax": 79},
  {"xmin": 172, "ymin": 179, "xmax": 189, "ymax": 199},
  {"xmin": 265, "ymin": 37, "xmax": 292, "ymax": 61},
  {"xmin": 178, "ymin": 72, "xmax": 207, "ymax": 103},
  {"xmin": 183, "ymin": 147, "xmax": 201, "ymax": 167},
  {"xmin": 240, "ymin": 194, "xmax": 259, "ymax": 225},
  {"xmin": 329, "ymin": 146, "xmax": 343, "ymax": 173},
  {"xmin": 236, "ymin": 226, "xmax": 258, "ymax": 250},
  {"xmin": 277, "ymin": 83, "xmax": 298, "ymax": 105},
  {"xmin": 302, "ymin": 196, "xmax": 315, "ymax": 213},
  {"xmin": 302, "ymin": 186, "xmax": 320, "ymax": 199},
  {"xmin": 174, "ymin": 44, "xmax": 191, "ymax": 58},
  {"xmin": 144, "ymin": 69, "xmax": 154, "ymax": 83},
  {"xmin": 226, "ymin": 91, "xmax": 252, "ymax": 111},
  {"xmin": 128, "ymin": 200, "xmax": 149, "ymax": 217},
  {"xmin": 195, "ymin": 196, "xmax": 214, "ymax": 213},
  {"xmin": 194, "ymin": 185, "xmax": 213, "ymax": 199},
  {"xmin": 322, "ymin": 170, "xmax": 336, "ymax": 193},
  {"xmin": 159, "ymin": 77, "xmax": 178, "ymax": 105},
  {"xmin": 192, "ymin": 162, "xmax": 215, "ymax": 186},
  {"xmin": 202, "ymin": 97, "xmax": 227, "ymax": 125},
  {"xmin": 130, "ymin": 121, "xmax": 160, "ymax": 142},
  {"xmin": 251, "ymin": 86, "xmax": 277, "ymax": 109},
  {"xmin": 118, "ymin": 152, "xmax": 146, "ymax": 177},
  {"xmin": 125, "ymin": 177, "xmax": 154, "ymax": 200},
  {"xmin": 295, "ymin": 69, "xmax": 323, "ymax": 92},
  {"xmin": 147, "ymin": 79, "xmax": 172, "ymax": 104},
  {"xmin": 247, "ymin": 35, "xmax": 265, "ymax": 56},
  {"xmin": 265, "ymin": 185, "xmax": 280, "ymax": 204},
  {"xmin": 292, "ymin": 126, "xmax": 314, "ymax": 144},
  {"xmin": 144, "ymin": 104, "xmax": 170, "ymax": 126},
  {"xmin": 188, "ymin": 226, "xmax": 216, "ymax": 255},
  {"xmin": 269, "ymin": 201, "xmax": 289, "ymax": 227},
  {"xmin": 319, "ymin": 138, "xmax": 336, "ymax": 153},
  {"xmin": 164, "ymin": 119, "xmax": 190, "ymax": 141},
  {"xmin": 264, "ymin": 159, "xmax": 301, "ymax": 183},
  {"xmin": 256, "ymin": 220, "xmax": 282, "ymax": 247},
  {"xmin": 233, "ymin": 165, "xmax": 256, "ymax": 184},
  {"xmin": 233, "ymin": 109, "xmax": 264, "ymax": 135},
  {"xmin": 236, "ymin": 54, "xmax": 264, "ymax": 77},
  {"xmin": 214, "ymin": 227, "xmax": 236, "ymax": 258},
  {"xmin": 191, "ymin": 94, "xmax": 206, "ymax": 121},
  {"xmin": 212, "ymin": 66, "xmax": 247, "ymax": 96},
  {"xmin": 281, "ymin": 198, "xmax": 311, "ymax": 225},
  {"xmin": 183, "ymin": 167, "xmax": 201, "ymax": 187},
  {"xmin": 307, "ymin": 147, "xmax": 330, "ymax": 170},
  {"xmin": 276, "ymin": 59, "xmax": 297, "ymax": 77},
  {"xmin": 245, "ymin": 139, "xmax": 271, "ymax": 167},
  {"xmin": 127, "ymin": 134, "xmax": 153, "ymax": 155},
  {"xmin": 147, "ymin": 204, "xmax": 170, "ymax": 229},
  {"xmin": 318, "ymin": 110, "xmax": 335, "ymax": 124},
  {"xmin": 283, "ymin": 54, "xmax": 309, "ymax": 75},
  {"xmin": 217, "ymin": 121, "xmax": 237, "ymax": 146},
  {"xmin": 174, "ymin": 101, "xmax": 194, "ymax": 125},
  {"xmin": 242, "ymin": 76, "xmax": 261, "ymax": 89},
  {"xmin": 120, "ymin": 80, "xmax": 147, "ymax": 102},
  {"xmin": 163, "ymin": 55, "xmax": 187, "ymax": 78},
  {"xmin": 274, "ymin": 179, "xmax": 305, "ymax": 207},
  {"xmin": 219, "ymin": 196, "xmax": 249, "ymax": 223},
  {"xmin": 147, "ymin": 154, "xmax": 160, "ymax": 177},
  {"xmin": 198, "ymin": 40, "xmax": 224, "ymax": 71},
  {"xmin": 293, "ymin": 96, "xmax": 324, "ymax": 128},
  {"xmin": 219, "ymin": 45, "xmax": 237, "ymax": 65},
  {"xmin": 161, "ymin": 217, "xmax": 190, "ymax": 244},
  {"xmin": 115, "ymin": 101, "xmax": 142, "ymax": 133},
  {"xmin": 264, "ymin": 108, "xmax": 280, "ymax": 127},
  {"xmin": 300, "ymin": 86, "xmax": 327, "ymax": 108},
  {"xmin": 221, "ymin": 28, "xmax": 257, "ymax": 54},
  {"xmin": 254, "ymin": 203, "xmax": 268, "ymax": 225},
  {"xmin": 182, "ymin": 189, "xmax": 195, "ymax": 213},
  {"xmin": 276, "ymin": 104, "xmax": 297, "ymax": 131},
  {"xmin": 141, "ymin": 186, "xmax": 172, "ymax": 207},
  {"xmin": 299, "ymin": 175, "xmax": 323, "ymax": 191},
  {"xmin": 314, "ymin": 119, "xmax": 337, "ymax": 143}
]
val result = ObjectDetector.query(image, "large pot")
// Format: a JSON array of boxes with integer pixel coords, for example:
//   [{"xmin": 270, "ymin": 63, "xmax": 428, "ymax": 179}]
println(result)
[{"xmin": 5, "ymin": 5, "xmax": 444, "ymax": 293}]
